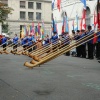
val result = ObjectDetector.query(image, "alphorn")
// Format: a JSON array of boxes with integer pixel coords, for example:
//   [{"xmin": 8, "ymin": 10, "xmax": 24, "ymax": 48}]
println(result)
[
  {"xmin": 24, "ymin": 31, "xmax": 99, "ymax": 68},
  {"xmin": 27, "ymin": 31, "xmax": 93, "ymax": 60}
]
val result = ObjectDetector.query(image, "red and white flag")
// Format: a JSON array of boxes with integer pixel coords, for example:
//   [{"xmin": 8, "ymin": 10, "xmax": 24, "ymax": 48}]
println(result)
[
  {"xmin": 80, "ymin": 9, "xmax": 86, "ymax": 30},
  {"xmin": 97, "ymin": 11, "xmax": 100, "ymax": 29},
  {"xmin": 94, "ymin": 11, "xmax": 98, "ymax": 30},
  {"xmin": 57, "ymin": 0, "xmax": 61, "ymax": 12}
]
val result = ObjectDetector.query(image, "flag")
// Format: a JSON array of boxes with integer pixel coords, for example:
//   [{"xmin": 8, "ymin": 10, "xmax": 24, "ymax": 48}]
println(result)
[
  {"xmin": 93, "ymin": 33, "xmax": 98, "ymax": 44},
  {"xmin": 62, "ymin": 16, "xmax": 65, "ymax": 34},
  {"xmin": 55, "ymin": 18, "xmax": 58, "ymax": 34},
  {"xmin": 65, "ymin": 12, "xmax": 69, "ymax": 32},
  {"xmin": 52, "ymin": 18, "xmax": 57, "ymax": 33},
  {"xmin": 41, "ymin": 21, "xmax": 45, "ymax": 39},
  {"xmin": 81, "ymin": 0, "xmax": 86, "ymax": 9},
  {"xmin": 38, "ymin": 22, "xmax": 41, "ymax": 35},
  {"xmin": 72, "ymin": 20, "xmax": 74, "ymax": 30},
  {"xmin": 57, "ymin": 0, "xmax": 61, "ymax": 11},
  {"xmin": 52, "ymin": 0, "xmax": 55, "ymax": 10},
  {"xmin": 20, "ymin": 26, "xmax": 24, "ymax": 38},
  {"xmin": 27, "ymin": 25, "xmax": 30, "ymax": 35},
  {"xmin": 97, "ymin": 0, "xmax": 100, "ymax": 29},
  {"xmin": 74, "ymin": 13, "xmax": 78, "ymax": 31},
  {"xmin": 94, "ymin": 11, "xmax": 98, "ymax": 30},
  {"xmin": 30, "ymin": 22, "xmax": 34, "ymax": 35},
  {"xmin": 35, "ymin": 26, "xmax": 38, "ymax": 36},
  {"xmin": 24, "ymin": 25, "xmax": 27, "ymax": 36},
  {"xmin": 80, "ymin": 9, "xmax": 86, "ymax": 30}
]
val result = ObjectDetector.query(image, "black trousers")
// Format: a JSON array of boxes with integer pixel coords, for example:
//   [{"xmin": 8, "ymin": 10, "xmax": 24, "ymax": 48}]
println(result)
[
  {"xmin": 96, "ymin": 42, "xmax": 100, "ymax": 59},
  {"xmin": 76, "ymin": 46, "xmax": 81, "ymax": 57},
  {"xmin": 3, "ymin": 44, "xmax": 7, "ymax": 51},
  {"xmin": 33, "ymin": 43, "xmax": 36, "ymax": 50},
  {"xmin": 28, "ymin": 46, "xmax": 32, "ymax": 52},
  {"xmin": 81, "ymin": 45, "xmax": 86, "ymax": 58},
  {"xmin": 13, "ymin": 44, "xmax": 17, "ymax": 52},
  {"xmin": 87, "ymin": 43, "xmax": 94, "ymax": 59}
]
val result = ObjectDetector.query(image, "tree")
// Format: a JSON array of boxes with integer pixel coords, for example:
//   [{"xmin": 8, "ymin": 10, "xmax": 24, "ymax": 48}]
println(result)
[
  {"xmin": 0, "ymin": 2, "xmax": 13, "ymax": 23},
  {"xmin": 0, "ymin": 2, "xmax": 13, "ymax": 33}
]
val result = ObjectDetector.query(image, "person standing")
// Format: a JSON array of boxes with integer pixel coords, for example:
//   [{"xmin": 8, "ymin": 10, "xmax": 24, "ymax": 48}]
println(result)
[
  {"xmin": 74, "ymin": 30, "xmax": 81, "ymax": 57},
  {"xmin": 96, "ymin": 31, "xmax": 100, "ymax": 60},
  {"xmin": 13, "ymin": 34, "xmax": 19, "ymax": 52},
  {"xmin": 27, "ymin": 35, "xmax": 33, "ymax": 52},
  {"xmin": 86, "ymin": 25, "xmax": 94, "ymax": 59},
  {"xmin": 22, "ymin": 36, "xmax": 28, "ymax": 50},
  {"xmin": 1, "ymin": 35, "xmax": 7, "ymax": 51},
  {"xmin": 51, "ymin": 32, "xmax": 58, "ymax": 50},
  {"xmin": 80, "ymin": 29, "xmax": 86, "ymax": 58}
]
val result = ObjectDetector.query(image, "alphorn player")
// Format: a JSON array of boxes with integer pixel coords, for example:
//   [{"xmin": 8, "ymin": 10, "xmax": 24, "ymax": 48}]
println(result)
[
  {"xmin": 62, "ymin": 32, "xmax": 70, "ymax": 56},
  {"xmin": 51, "ymin": 32, "xmax": 58, "ymax": 50},
  {"xmin": 44, "ymin": 34, "xmax": 50, "ymax": 46},
  {"xmin": 13, "ymin": 34, "xmax": 19, "ymax": 52},
  {"xmin": 1, "ymin": 35, "xmax": 7, "ymax": 51},
  {"xmin": 22, "ymin": 36, "xmax": 28, "ymax": 50},
  {"xmin": 36, "ymin": 35, "xmax": 42, "ymax": 49},
  {"xmin": 74, "ymin": 30, "xmax": 81, "ymax": 57},
  {"xmin": 27, "ymin": 35, "xmax": 33, "ymax": 52},
  {"xmin": 96, "ymin": 30, "xmax": 100, "ymax": 60},
  {"xmin": 79, "ymin": 29, "xmax": 86, "ymax": 58},
  {"xmin": 86, "ymin": 25, "xmax": 94, "ymax": 59},
  {"xmin": 32, "ymin": 34, "xmax": 36, "ymax": 50}
]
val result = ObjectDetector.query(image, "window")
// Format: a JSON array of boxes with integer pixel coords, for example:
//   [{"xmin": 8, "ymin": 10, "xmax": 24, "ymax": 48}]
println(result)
[
  {"xmin": 20, "ymin": 11, "xmax": 26, "ymax": 19},
  {"xmin": 28, "ymin": 12, "xmax": 34, "ymax": 20},
  {"xmin": 36, "ymin": 12, "xmax": 41, "ymax": 20},
  {"xmin": 36, "ymin": 3, "xmax": 41, "ymax": 9},
  {"xmin": 28, "ymin": 2, "xmax": 34, "ymax": 9},
  {"xmin": 20, "ymin": 1, "xmax": 26, "ymax": 8}
]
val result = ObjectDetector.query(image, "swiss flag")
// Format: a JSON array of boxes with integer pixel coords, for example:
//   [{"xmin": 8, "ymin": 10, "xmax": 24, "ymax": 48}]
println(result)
[{"xmin": 57, "ymin": 0, "xmax": 61, "ymax": 12}]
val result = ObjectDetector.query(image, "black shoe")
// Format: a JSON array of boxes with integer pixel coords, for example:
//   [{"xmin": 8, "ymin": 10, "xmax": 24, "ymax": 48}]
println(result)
[
  {"xmin": 86, "ymin": 57, "xmax": 90, "ymax": 59},
  {"xmin": 89, "ymin": 57, "xmax": 94, "ymax": 60},
  {"xmin": 98, "ymin": 61, "xmax": 100, "ymax": 63}
]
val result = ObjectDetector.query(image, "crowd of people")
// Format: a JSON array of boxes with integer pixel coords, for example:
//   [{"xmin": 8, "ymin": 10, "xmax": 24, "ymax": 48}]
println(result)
[{"xmin": 0, "ymin": 25, "xmax": 100, "ymax": 63}]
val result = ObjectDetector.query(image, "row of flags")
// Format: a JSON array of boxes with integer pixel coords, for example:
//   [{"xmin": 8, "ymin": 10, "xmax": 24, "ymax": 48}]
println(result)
[
  {"xmin": 52, "ymin": 10, "xmax": 99, "ymax": 34},
  {"xmin": 52, "ymin": 0, "xmax": 100, "ymax": 34},
  {"xmin": 20, "ymin": 22, "xmax": 45, "ymax": 39},
  {"xmin": 52, "ymin": 0, "xmax": 61, "ymax": 11}
]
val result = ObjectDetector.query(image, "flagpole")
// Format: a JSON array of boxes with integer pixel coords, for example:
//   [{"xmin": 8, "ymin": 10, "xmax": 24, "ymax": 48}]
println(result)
[{"xmin": 97, "ymin": 0, "xmax": 100, "ymax": 29}]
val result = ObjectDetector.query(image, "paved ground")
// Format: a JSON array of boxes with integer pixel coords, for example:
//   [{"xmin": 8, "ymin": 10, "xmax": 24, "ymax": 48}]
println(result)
[{"xmin": 0, "ymin": 54, "xmax": 100, "ymax": 100}]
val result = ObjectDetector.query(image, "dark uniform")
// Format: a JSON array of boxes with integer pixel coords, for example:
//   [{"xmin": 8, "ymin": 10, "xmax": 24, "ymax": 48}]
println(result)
[
  {"xmin": 86, "ymin": 26, "xmax": 94, "ymax": 59},
  {"xmin": 80, "ymin": 32, "xmax": 86, "ymax": 58},
  {"xmin": 62, "ymin": 32, "xmax": 70, "ymax": 56},
  {"xmin": 74, "ymin": 30, "xmax": 81, "ymax": 57},
  {"xmin": 96, "ymin": 31, "xmax": 100, "ymax": 60}
]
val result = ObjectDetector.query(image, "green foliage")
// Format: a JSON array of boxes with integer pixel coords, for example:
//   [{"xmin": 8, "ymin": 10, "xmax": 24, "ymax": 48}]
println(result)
[
  {"xmin": 0, "ymin": 2, "xmax": 13, "ymax": 23},
  {"xmin": 2, "ymin": 23, "xmax": 9, "ymax": 33}
]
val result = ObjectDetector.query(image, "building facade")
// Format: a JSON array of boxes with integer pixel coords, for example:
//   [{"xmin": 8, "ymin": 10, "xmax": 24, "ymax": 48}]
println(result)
[
  {"xmin": 53, "ymin": 0, "xmax": 99, "ymax": 35},
  {"xmin": 0, "ymin": 0, "xmax": 52, "ymax": 37}
]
